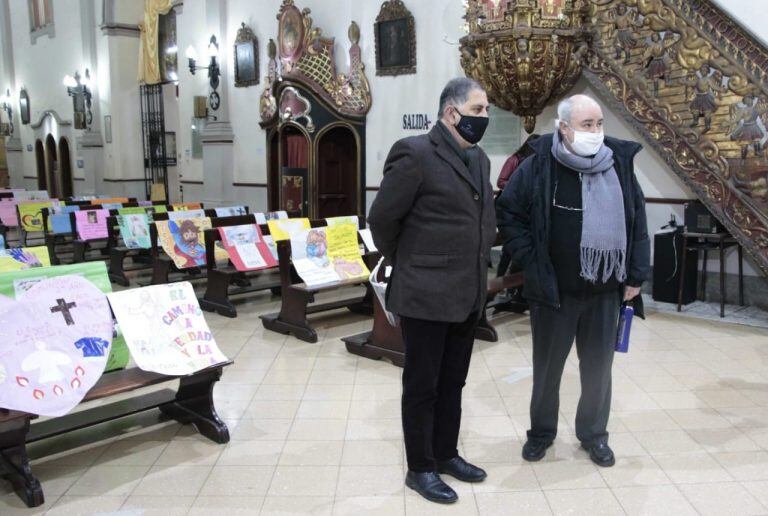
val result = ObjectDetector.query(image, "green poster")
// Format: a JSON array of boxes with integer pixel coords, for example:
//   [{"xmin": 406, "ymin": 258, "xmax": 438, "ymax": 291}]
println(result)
[
  {"xmin": 0, "ymin": 262, "xmax": 130, "ymax": 372},
  {"xmin": 118, "ymin": 205, "xmax": 168, "ymax": 216}
]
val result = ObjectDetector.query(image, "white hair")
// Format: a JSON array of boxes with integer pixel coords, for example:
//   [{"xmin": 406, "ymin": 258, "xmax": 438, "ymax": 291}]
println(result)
[{"xmin": 556, "ymin": 94, "xmax": 601, "ymax": 125}]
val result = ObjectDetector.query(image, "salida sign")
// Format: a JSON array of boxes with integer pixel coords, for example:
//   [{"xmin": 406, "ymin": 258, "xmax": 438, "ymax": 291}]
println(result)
[{"xmin": 402, "ymin": 114, "xmax": 432, "ymax": 131}]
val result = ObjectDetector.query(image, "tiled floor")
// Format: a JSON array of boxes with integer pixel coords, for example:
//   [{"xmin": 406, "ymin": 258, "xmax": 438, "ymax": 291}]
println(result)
[{"xmin": 2, "ymin": 282, "xmax": 768, "ymax": 515}]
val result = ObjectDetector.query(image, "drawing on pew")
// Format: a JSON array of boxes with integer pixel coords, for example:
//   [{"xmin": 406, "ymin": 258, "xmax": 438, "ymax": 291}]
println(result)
[
  {"xmin": 19, "ymin": 201, "xmax": 57, "ymax": 232},
  {"xmin": 291, "ymin": 224, "xmax": 369, "ymax": 287},
  {"xmin": 267, "ymin": 217, "xmax": 310, "ymax": 241},
  {"xmin": 75, "ymin": 209, "xmax": 109, "ymax": 240},
  {"xmin": 108, "ymin": 282, "xmax": 228, "ymax": 375},
  {"xmin": 0, "ymin": 246, "xmax": 50, "ymax": 271},
  {"xmin": 214, "ymin": 205, "xmax": 247, "ymax": 217},
  {"xmin": 168, "ymin": 208, "xmax": 205, "ymax": 220},
  {"xmin": 218, "ymin": 224, "xmax": 277, "ymax": 271},
  {"xmin": 0, "ymin": 275, "xmax": 113, "ymax": 417},
  {"xmin": 14, "ymin": 190, "xmax": 49, "ymax": 201},
  {"xmin": 326, "ymin": 215, "xmax": 359, "ymax": 226},
  {"xmin": 118, "ymin": 214, "xmax": 151, "ymax": 249},
  {"xmin": 49, "ymin": 205, "xmax": 79, "ymax": 234},
  {"xmin": 118, "ymin": 205, "xmax": 167, "ymax": 216},
  {"xmin": 254, "ymin": 210, "xmax": 288, "ymax": 224},
  {"xmin": 172, "ymin": 202, "xmax": 203, "ymax": 211},
  {"xmin": 0, "ymin": 262, "xmax": 130, "ymax": 371},
  {"xmin": 0, "ymin": 198, "xmax": 19, "ymax": 226},
  {"xmin": 157, "ymin": 217, "xmax": 226, "ymax": 268},
  {"xmin": 90, "ymin": 197, "xmax": 128, "ymax": 206}
]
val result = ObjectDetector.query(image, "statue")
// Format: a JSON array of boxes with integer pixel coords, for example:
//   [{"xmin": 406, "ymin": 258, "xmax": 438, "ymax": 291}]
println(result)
[
  {"xmin": 682, "ymin": 64, "xmax": 727, "ymax": 133},
  {"xmin": 602, "ymin": 3, "xmax": 643, "ymax": 65},
  {"xmin": 727, "ymin": 94, "xmax": 768, "ymax": 159},
  {"xmin": 643, "ymin": 32, "xmax": 679, "ymax": 97}
]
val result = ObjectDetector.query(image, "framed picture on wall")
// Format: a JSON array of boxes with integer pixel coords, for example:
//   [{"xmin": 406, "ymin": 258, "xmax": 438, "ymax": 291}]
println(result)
[
  {"xmin": 234, "ymin": 22, "xmax": 259, "ymax": 88},
  {"xmin": 374, "ymin": 0, "xmax": 416, "ymax": 76},
  {"xmin": 104, "ymin": 115, "xmax": 112, "ymax": 143},
  {"xmin": 164, "ymin": 132, "xmax": 177, "ymax": 166},
  {"xmin": 19, "ymin": 89, "xmax": 30, "ymax": 125}
]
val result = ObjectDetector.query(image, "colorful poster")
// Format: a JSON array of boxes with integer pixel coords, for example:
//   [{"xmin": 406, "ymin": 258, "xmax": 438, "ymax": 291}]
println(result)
[
  {"xmin": 0, "ymin": 234, "xmax": 4, "ymax": 249},
  {"xmin": 49, "ymin": 205, "xmax": 80, "ymax": 234},
  {"xmin": 14, "ymin": 190, "xmax": 50, "ymax": 201},
  {"xmin": 218, "ymin": 224, "xmax": 277, "ymax": 271},
  {"xmin": 358, "ymin": 228, "xmax": 378, "ymax": 253},
  {"xmin": 326, "ymin": 215, "xmax": 359, "ymax": 227},
  {"xmin": 118, "ymin": 214, "xmax": 151, "ymax": 249},
  {"xmin": 75, "ymin": 209, "xmax": 109, "ymax": 241},
  {"xmin": 0, "ymin": 247, "xmax": 51, "ymax": 271},
  {"xmin": 0, "ymin": 262, "xmax": 129, "ymax": 372},
  {"xmin": 107, "ymin": 282, "xmax": 228, "ymax": 375},
  {"xmin": 255, "ymin": 211, "xmax": 288, "ymax": 225},
  {"xmin": 0, "ymin": 199, "xmax": 19, "ymax": 227},
  {"xmin": 90, "ymin": 197, "xmax": 128, "ymax": 206},
  {"xmin": 290, "ymin": 224, "xmax": 369, "ymax": 287},
  {"xmin": 172, "ymin": 202, "xmax": 202, "ymax": 211},
  {"xmin": 168, "ymin": 209, "xmax": 205, "ymax": 221},
  {"xmin": 263, "ymin": 235, "xmax": 278, "ymax": 260},
  {"xmin": 99, "ymin": 203, "xmax": 123, "ymax": 211},
  {"xmin": 267, "ymin": 218, "xmax": 310, "ymax": 241},
  {"xmin": 118, "ymin": 205, "xmax": 168, "ymax": 216},
  {"xmin": 0, "ymin": 275, "xmax": 113, "ymax": 417},
  {"xmin": 156, "ymin": 217, "xmax": 212, "ymax": 268},
  {"xmin": 214, "ymin": 206, "xmax": 247, "ymax": 217},
  {"xmin": 18, "ymin": 201, "xmax": 56, "ymax": 232},
  {"xmin": 137, "ymin": 201, "xmax": 154, "ymax": 207}
]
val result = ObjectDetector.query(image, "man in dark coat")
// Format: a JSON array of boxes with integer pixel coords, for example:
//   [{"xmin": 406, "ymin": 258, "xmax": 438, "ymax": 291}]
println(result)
[
  {"xmin": 497, "ymin": 94, "xmax": 650, "ymax": 468},
  {"xmin": 368, "ymin": 77, "xmax": 497, "ymax": 504}
]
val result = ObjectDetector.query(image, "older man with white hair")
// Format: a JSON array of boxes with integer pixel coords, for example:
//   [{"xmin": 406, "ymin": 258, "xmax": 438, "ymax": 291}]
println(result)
[{"xmin": 496, "ymin": 94, "xmax": 650, "ymax": 467}]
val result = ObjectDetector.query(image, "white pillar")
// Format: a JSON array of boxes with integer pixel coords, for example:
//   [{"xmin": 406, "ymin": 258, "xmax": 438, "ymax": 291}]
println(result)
[
  {"xmin": 201, "ymin": 0, "xmax": 235, "ymax": 207},
  {"xmin": 1, "ymin": 0, "xmax": 23, "ymax": 186}
]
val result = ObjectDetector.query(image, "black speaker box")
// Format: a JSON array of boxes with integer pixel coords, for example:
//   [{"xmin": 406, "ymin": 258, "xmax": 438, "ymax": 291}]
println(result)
[
  {"xmin": 684, "ymin": 201, "xmax": 725, "ymax": 234},
  {"xmin": 653, "ymin": 229, "xmax": 697, "ymax": 304}
]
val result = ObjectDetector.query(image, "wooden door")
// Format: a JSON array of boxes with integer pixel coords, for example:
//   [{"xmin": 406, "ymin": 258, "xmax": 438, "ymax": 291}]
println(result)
[
  {"xmin": 44, "ymin": 134, "xmax": 58, "ymax": 198},
  {"xmin": 316, "ymin": 126, "xmax": 358, "ymax": 218},
  {"xmin": 58, "ymin": 137, "xmax": 73, "ymax": 198}
]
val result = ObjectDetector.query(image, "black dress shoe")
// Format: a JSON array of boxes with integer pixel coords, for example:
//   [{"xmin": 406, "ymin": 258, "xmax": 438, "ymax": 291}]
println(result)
[
  {"xmin": 405, "ymin": 471, "xmax": 458, "ymax": 504},
  {"xmin": 582, "ymin": 442, "xmax": 615, "ymax": 467},
  {"xmin": 437, "ymin": 456, "xmax": 487, "ymax": 483},
  {"xmin": 522, "ymin": 439, "xmax": 553, "ymax": 462}
]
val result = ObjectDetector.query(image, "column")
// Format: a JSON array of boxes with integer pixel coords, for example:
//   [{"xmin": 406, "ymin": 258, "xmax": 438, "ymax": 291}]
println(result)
[{"xmin": 0, "ymin": 0, "xmax": 23, "ymax": 186}]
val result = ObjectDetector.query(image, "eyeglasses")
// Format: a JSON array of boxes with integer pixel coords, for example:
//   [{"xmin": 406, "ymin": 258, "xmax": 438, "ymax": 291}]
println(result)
[{"xmin": 552, "ymin": 173, "xmax": 584, "ymax": 212}]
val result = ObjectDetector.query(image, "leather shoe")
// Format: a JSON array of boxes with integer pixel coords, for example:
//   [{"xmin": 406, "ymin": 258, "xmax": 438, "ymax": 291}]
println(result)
[
  {"xmin": 437, "ymin": 456, "xmax": 487, "ymax": 483},
  {"xmin": 582, "ymin": 442, "xmax": 615, "ymax": 467},
  {"xmin": 522, "ymin": 439, "xmax": 553, "ymax": 462},
  {"xmin": 405, "ymin": 471, "xmax": 458, "ymax": 504}
]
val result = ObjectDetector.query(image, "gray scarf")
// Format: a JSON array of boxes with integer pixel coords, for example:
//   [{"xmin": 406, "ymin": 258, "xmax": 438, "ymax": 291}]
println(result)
[{"xmin": 551, "ymin": 131, "xmax": 627, "ymax": 283}]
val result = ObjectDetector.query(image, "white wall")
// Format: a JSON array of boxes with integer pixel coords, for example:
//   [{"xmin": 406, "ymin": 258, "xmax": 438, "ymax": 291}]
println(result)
[{"xmin": 711, "ymin": 0, "xmax": 768, "ymax": 48}]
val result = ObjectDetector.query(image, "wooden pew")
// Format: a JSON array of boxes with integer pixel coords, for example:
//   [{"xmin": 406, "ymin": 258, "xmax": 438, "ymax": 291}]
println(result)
[
  {"xmin": 342, "ymin": 243, "xmax": 525, "ymax": 366},
  {"xmin": 200, "ymin": 214, "xmax": 281, "ymax": 318},
  {"xmin": 0, "ymin": 361, "xmax": 232, "ymax": 508},
  {"xmin": 260, "ymin": 220, "xmax": 376, "ymax": 343}
]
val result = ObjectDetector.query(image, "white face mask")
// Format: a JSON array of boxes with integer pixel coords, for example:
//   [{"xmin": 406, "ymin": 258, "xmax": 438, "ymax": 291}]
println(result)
[{"xmin": 556, "ymin": 119, "xmax": 604, "ymax": 156}]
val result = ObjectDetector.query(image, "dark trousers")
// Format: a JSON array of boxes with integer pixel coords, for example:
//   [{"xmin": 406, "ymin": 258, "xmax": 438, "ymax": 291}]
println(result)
[
  {"xmin": 400, "ymin": 312, "xmax": 478, "ymax": 472},
  {"xmin": 527, "ymin": 290, "xmax": 620, "ymax": 446}
]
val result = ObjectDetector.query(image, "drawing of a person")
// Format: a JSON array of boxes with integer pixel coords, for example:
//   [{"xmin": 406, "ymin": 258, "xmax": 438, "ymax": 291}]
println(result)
[
  {"xmin": 87, "ymin": 211, "xmax": 98, "ymax": 224},
  {"xmin": 332, "ymin": 257, "xmax": 364, "ymax": 279},
  {"xmin": 171, "ymin": 219, "xmax": 206, "ymax": 267},
  {"xmin": 306, "ymin": 229, "xmax": 329, "ymax": 267}
]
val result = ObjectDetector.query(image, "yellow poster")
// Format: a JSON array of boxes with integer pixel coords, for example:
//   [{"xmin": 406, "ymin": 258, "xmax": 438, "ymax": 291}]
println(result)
[
  {"xmin": 18, "ymin": 201, "xmax": 54, "ymax": 232},
  {"xmin": 0, "ymin": 246, "xmax": 51, "ymax": 272},
  {"xmin": 91, "ymin": 197, "xmax": 129, "ymax": 205},
  {"xmin": 171, "ymin": 202, "xmax": 202, "ymax": 211},
  {"xmin": 326, "ymin": 224, "xmax": 369, "ymax": 280},
  {"xmin": 267, "ymin": 218, "xmax": 311, "ymax": 241},
  {"xmin": 156, "ymin": 217, "xmax": 226, "ymax": 269}
]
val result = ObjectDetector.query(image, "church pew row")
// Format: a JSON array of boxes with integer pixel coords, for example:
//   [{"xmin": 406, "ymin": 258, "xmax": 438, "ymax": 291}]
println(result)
[
  {"xmin": 259, "ymin": 220, "xmax": 377, "ymax": 343},
  {"xmin": 0, "ymin": 263, "xmax": 232, "ymax": 508},
  {"xmin": 199, "ymin": 215, "xmax": 282, "ymax": 318},
  {"xmin": 342, "ymin": 243, "xmax": 525, "ymax": 366}
]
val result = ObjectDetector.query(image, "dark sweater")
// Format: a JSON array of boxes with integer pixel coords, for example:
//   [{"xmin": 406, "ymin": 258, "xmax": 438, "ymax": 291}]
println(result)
[{"xmin": 549, "ymin": 160, "xmax": 621, "ymax": 294}]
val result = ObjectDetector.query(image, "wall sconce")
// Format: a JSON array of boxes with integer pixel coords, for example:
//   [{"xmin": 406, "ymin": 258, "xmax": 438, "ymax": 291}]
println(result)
[
  {"xmin": 0, "ymin": 89, "xmax": 13, "ymax": 136},
  {"xmin": 63, "ymin": 69, "xmax": 93, "ymax": 130},
  {"xmin": 186, "ymin": 35, "xmax": 221, "ymax": 111}
]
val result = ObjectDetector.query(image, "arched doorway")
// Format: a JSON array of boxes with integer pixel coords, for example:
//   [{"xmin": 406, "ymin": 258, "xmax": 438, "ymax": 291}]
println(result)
[
  {"xmin": 34, "ymin": 140, "xmax": 46, "ymax": 191},
  {"xmin": 279, "ymin": 125, "xmax": 310, "ymax": 215},
  {"xmin": 58, "ymin": 137, "xmax": 73, "ymax": 198},
  {"xmin": 44, "ymin": 134, "xmax": 58, "ymax": 198},
  {"xmin": 316, "ymin": 125, "xmax": 358, "ymax": 218}
]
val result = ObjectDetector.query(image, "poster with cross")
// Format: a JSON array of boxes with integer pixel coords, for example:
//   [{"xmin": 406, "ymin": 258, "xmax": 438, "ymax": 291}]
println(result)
[{"xmin": 0, "ymin": 275, "xmax": 113, "ymax": 416}]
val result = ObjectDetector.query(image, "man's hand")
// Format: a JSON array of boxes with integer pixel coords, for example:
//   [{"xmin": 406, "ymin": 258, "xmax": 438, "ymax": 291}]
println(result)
[{"xmin": 624, "ymin": 286, "xmax": 641, "ymax": 301}]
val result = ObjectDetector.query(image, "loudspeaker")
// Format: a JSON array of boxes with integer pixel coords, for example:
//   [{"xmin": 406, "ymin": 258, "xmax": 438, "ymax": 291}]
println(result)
[
  {"xmin": 653, "ymin": 229, "xmax": 697, "ymax": 304},
  {"xmin": 684, "ymin": 201, "xmax": 725, "ymax": 234}
]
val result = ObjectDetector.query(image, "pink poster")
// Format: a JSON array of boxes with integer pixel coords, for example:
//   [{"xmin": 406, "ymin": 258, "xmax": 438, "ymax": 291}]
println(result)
[
  {"xmin": 0, "ymin": 199, "xmax": 18, "ymax": 226},
  {"xmin": 0, "ymin": 275, "xmax": 113, "ymax": 417},
  {"xmin": 75, "ymin": 209, "xmax": 109, "ymax": 241},
  {"xmin": 218, "ymin": 224, "xmax": 278, "ymax": 271}
]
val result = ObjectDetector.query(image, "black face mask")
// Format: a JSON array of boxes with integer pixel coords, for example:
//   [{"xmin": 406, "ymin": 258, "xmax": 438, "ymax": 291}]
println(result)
[{"xmin": 454, "ymin": 109, "xmax": 489, "ymax": 144}]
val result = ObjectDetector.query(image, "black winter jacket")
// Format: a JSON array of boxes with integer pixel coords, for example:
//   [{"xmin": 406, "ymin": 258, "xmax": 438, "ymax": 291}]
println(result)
[{"xmin": 496, "ymin": 133, "xmax": 650, "ymax": 317}]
